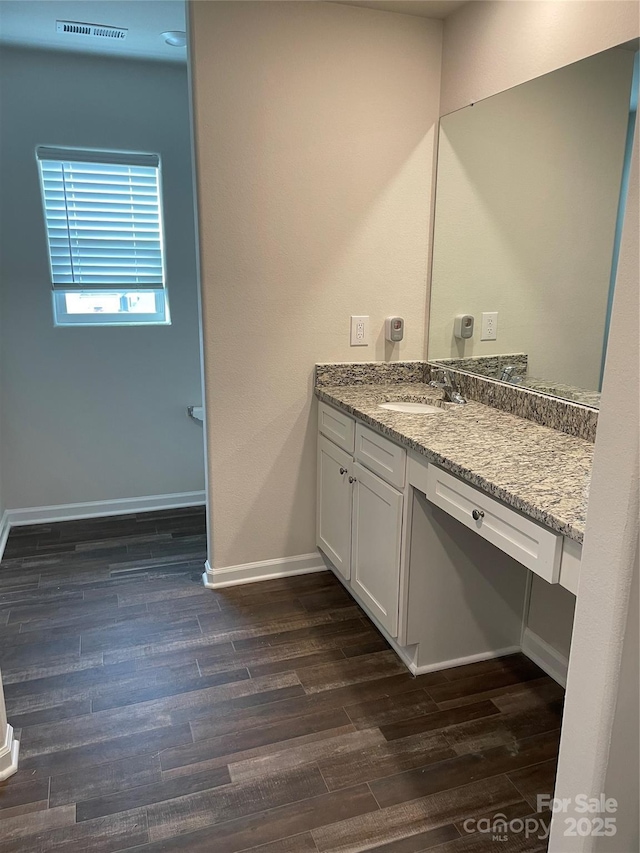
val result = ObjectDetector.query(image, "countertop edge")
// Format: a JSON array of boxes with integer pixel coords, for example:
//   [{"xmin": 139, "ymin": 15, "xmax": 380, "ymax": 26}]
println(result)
[{"xmin": 316, "ymin": 387, "xmax": 585, "ymax": 545}]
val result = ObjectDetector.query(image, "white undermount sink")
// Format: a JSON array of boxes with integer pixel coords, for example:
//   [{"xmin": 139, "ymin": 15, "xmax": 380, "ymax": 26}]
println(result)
[{"xmin": 378, "ymin": 401, "xmax": 445, "ymax": 414}]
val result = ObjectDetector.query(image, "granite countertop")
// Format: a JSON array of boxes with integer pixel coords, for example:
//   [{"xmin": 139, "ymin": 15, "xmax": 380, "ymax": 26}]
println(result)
[
  {"xmin": 315, "ymin": 381, "xmax": 593, "ymax": 543},
  {"xmin": 521, "ymin": 378, "xmax": 601, "ymax": 408}
]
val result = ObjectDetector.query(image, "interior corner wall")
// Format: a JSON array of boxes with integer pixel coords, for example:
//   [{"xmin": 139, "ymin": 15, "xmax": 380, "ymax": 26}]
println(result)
[
  {"xmin": 0, "ymin": 47, "xmax": 205, "ymax": 511},
  {"xmin": 189, "ymin": 1, "xmax": 442, "ymax": 570},
  {"xmin": 440, "ymin": 0, "xmax": 640, "ymax": 115}
]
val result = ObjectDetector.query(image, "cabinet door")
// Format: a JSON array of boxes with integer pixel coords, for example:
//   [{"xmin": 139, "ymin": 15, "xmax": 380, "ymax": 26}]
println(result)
[
  {"xmin": 351, "ymin": 462, "xmax": 403, "ymax": 636},
  {"xmin": 317, "ymin": 434, "xmax": 353, "ymax": 581}
]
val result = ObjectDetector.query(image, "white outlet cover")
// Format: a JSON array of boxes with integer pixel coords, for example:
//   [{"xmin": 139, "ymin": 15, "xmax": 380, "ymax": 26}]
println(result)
[
  {"xmin": 350, "ymin": 315, "xmax": 369, "ymax": 346},
  {"xmin": 481, "ymin": 312, "xmax": 498, "ymax": 341}
]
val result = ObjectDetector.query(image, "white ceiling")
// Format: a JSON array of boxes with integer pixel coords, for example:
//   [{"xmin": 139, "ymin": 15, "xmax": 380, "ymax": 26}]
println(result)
[
  {"xmin": 0, "ymin": 0, "xmax": 469, "ymax": 64},
  {"xmin": 0, "ymin": 1, "xmax": 188, "ymax": 63},
  {"xmin": 332, "ymin": 1, "xmax": 468, "ymax": 19}
]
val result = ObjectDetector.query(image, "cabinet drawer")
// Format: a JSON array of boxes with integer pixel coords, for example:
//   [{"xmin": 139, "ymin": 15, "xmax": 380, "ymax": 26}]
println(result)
[
  {"xmin": 318, "ymin": 402, "xmax": 355, "ymax": 453},
  {"xmin": 355, "ymin": 424, "xmax": 406, "ymax": 490},
  {"xmin": 426, "ymin": 466, "xmax": 562, "ymax": 583}
]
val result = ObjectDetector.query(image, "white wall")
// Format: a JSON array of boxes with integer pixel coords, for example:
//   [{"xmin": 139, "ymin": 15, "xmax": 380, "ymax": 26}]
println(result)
[
  {"xmin": 549, "ymin": 126, "xmax": 639, "ymax": 853},
  {"xmin": 0, "ymin": 47, "xmax": 205, "ymax": 510},
  {"xmin": 441, "ymin": 0, "xmax": 640, "ymax": 115},
  {"xmin": 190, "ymin": 1, "xmax": 442, "ymax": 570},
  {"xmin": 429, "ymin": 48, "xmax": 633, "ymax": 390},
  {"xmin": 596, "ymin": 547, "xmax": 639, "ymax": 853}
]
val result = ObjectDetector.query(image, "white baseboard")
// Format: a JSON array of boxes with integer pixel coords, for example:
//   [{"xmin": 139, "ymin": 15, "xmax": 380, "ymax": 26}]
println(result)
[
  {"xmin": 361, "ymin": 613, "xmax": 520, "ymax": 677},
  {"xmin": 377, "ymin": 631, "xmax": 418, "ymax": 672},
  {"xmin": 354, "ymin": 595, "xmax": 520, "ymax": 677},
  {"xmin": 203, "ymin": 552, "xmax": 326, "ymax": 589},
  {"xmin": 0, "ymin": 511, "xmax": 10, "ymax": 564},
  {"xmin": 0, "ymin": 724, "xmax": 19, "ymax": 782},
  {"xmin": 320, "ymin": 554, "xmax": 522, "ymax": 678},
  {"xmin": 521, "ymin": 626, "xmax": 568, "ymax": 687},
  {"xmin": 3, "ymin": 491, "xmax": 206, "ymax": 528},
  {"xmin": 411, "ymin": 645, "xmax": 523, "ymax": 676}
]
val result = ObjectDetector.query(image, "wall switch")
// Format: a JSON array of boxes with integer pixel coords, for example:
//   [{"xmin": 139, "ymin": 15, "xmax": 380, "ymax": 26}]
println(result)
[
  {"xmin": 350, "ymin": 315, "xmax": 369, "ymax": 346},
  {"xmin": 481, "ymin": 312, "xmax": 498, "ymax": 341}
]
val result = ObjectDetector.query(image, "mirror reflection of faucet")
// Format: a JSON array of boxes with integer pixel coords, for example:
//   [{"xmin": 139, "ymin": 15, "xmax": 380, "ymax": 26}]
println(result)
[{"xmin": 499, "ymin": 365, "xmax": 524, "ymax": 384}]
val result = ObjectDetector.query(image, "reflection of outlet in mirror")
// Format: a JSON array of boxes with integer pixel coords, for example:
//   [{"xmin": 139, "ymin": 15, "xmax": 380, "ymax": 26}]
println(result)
[
  {"xmin": 481, "ymin": 312, "xmax": 498, "ymax": 341},
  {"xmin": 350, "ymin": 315, "xmax": 369, "ymax": 346}
]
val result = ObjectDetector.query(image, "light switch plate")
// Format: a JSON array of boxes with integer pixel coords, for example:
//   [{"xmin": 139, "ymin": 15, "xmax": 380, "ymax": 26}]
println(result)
[
  {"xmin": 350, "ymin": 315, "xmax": 369, "ymax": 346},
  {"xmin": 481, "ymin": 312, "xmax": 498, "ymax": 341}
]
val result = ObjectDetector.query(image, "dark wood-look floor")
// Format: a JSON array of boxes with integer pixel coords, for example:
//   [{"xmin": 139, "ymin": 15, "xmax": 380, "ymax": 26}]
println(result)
[{"xmin": 0, "ymin": 507, "xmax": 564, "ymax": 853}]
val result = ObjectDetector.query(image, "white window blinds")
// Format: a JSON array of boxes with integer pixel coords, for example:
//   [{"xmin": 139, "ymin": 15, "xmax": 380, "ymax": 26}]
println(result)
[{"xmin": 37, "ymin": 147, "xmax": 165, "ymax": 291}]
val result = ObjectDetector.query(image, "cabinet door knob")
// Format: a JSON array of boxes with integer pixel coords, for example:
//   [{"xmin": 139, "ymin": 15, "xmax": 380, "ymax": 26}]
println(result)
[
  {"xmin": 349, "ymin": 476, "xmax": 356, "ymax": 484},
  {"xmin": 472, "ymin": 509, "xmax": 485, "ymax": 521},
  {"xmin": 339, "ymin": 467, "xmax": 347, "ymax": 475}
]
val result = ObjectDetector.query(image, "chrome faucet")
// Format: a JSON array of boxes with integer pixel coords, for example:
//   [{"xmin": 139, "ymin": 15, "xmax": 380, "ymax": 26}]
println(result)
[
  {"xmin": 429, "ymin": 368, "xmax": 467, "ymax": 405},
  {"xmin": 499, "ymin": 365, "xmax": 523, "ymax": 384}
]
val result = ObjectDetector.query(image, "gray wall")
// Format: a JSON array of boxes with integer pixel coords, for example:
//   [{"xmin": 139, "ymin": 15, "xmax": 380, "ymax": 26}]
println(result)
[
  {"xmin": 0, "ymin": 276, "xmax": 3, "ymax": 522},
  {"xmin": 0, "ymin": 47, "xmax": 205, "ymax": 509}
]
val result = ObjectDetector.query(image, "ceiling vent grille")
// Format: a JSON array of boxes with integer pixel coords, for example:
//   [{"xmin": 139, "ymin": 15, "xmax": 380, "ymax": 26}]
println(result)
[{"xmin": 56, "ymin": 21, "xmax": 128, "ymax": 40}]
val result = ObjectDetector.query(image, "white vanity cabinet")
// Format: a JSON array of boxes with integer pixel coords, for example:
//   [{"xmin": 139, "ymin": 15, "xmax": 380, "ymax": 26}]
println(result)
[
  {"xmin": 316, "ymin": 398, "xmax": 581, "ymax": 681},
  {"xmin": 316, "ymin": 402, "xmax": 404, "ymax": 635},
  {"xmin": 317, "ymin": 434, "xmax": 353, "ymax": 581},
  {"xmin": 351, "ymin": 462, "xmax": 403, "ymax": 635}
]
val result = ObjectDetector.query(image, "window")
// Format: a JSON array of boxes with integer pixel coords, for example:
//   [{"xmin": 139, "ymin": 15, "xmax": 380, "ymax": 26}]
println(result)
[{"xmin": 37, "ymin": 147, "xmax": 169, "ymax": 326}]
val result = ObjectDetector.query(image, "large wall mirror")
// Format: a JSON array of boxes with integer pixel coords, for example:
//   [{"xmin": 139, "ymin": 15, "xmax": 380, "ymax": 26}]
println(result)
[{"xmin": 428, "ymin": 46, "xmax": 638, "ymax": 409}]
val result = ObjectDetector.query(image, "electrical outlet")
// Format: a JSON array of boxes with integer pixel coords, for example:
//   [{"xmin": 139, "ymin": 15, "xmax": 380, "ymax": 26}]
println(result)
[
  {"xmin": 350, "ymin": 315, "xmax": 369, "ymax": 346},
  {"xmin": 481, "ymin": 312, "xmax": 498, "ymax": 341}
]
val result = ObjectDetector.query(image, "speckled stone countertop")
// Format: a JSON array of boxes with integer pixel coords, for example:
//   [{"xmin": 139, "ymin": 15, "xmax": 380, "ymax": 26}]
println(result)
[
  {"xmin": 316, "ymin": 381, "xmax": 593, "ymax": 543},
  {"xmin": 522, "ymin": 378, "xmax": 601, "ymax": 408}
]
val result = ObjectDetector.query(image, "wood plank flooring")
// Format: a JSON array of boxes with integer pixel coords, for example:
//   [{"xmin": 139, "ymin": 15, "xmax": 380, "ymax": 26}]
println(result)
[{"xmin": 0, "ymin": 507, "xmax": 563, "ymax": 852}]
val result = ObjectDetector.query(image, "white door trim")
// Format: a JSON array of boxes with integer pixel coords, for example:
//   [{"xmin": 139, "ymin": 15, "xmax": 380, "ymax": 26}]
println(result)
[{"xmin": 0, "ymin": 512, "xmax": 10, "ymax": 564}]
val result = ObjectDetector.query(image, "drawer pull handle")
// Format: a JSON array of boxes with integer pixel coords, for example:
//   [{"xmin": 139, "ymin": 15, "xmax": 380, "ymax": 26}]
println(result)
[
  {"xmin": 349, "ymin": 476, "xmax": 357, "ymax": 484},
  {"xmin": 339, "ymin": 467, "xmax": 347, "ymax": 475},
  {"xmin": 472, "ymin": 509, "xmax": 485, "ymax": 521}
]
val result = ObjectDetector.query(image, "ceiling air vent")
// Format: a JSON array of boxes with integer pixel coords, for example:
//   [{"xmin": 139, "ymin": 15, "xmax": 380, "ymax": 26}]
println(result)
[{"xmin": 56, "ymin": 21, "xmax": 128, "ymax": 40}]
